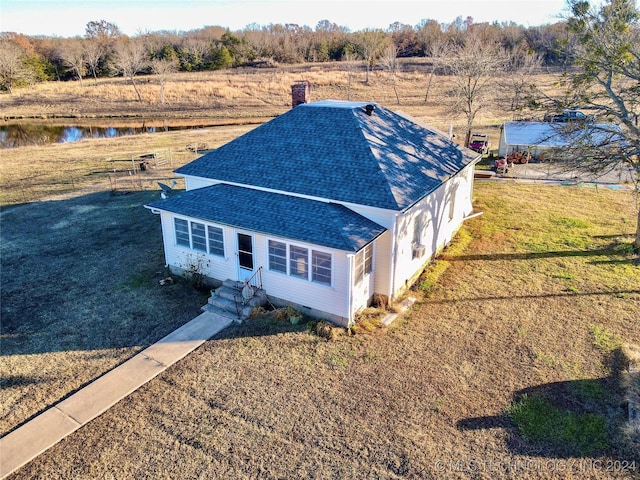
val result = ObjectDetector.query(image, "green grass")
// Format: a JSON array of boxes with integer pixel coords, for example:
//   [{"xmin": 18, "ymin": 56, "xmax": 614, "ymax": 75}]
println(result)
[
  {"xmin": 507, "ymin": 394, "xmax": 609, "ymax": 456},
  {"xmin": 589, "ymin": 324, "xmax": 623, "ymax": 351},
  {"xmin": 551, "ymin": 216, "xmax": 591, "ymax": 229},
  {"xmin": 416, "ymin": 227, "xmax": 473, "ymax": 292}
]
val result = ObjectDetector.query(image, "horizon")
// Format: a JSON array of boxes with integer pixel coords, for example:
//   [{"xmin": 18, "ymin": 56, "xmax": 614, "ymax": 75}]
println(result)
[{"xmin": 1, "ymin": 0, "xmax": 570, "ymax": 37}]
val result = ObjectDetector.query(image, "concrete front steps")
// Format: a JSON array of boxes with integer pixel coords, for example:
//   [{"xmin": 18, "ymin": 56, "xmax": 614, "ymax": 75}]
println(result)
[{"xmin": 202, "ymin": 279, "xmax": 267, "ymax": 321}]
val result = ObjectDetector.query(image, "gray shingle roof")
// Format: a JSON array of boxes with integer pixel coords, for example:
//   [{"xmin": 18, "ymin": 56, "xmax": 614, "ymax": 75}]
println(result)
[
  {"xmin": 175, "ymin": 100, "xmax": 479, "ymax": 211},
  {"xmin": 146, "ymin": 184, "xmax": 386, "ymax": 252}
]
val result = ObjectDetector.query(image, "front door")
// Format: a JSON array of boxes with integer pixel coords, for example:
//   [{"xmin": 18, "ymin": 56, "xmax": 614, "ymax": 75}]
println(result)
[{"xmin": 237, "ymin": 232, "xmax": 254, "ymax": 281}]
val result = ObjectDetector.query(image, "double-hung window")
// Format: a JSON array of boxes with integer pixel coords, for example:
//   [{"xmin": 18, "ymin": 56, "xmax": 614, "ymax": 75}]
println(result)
[
  {"xmin": 191, "ymin": 222, "xmax": 207, "ymax": 252},
  {"xmin": 207, "ymin": 226, "xmax": 224, "ymax": 257},
  {"xmin": 312, "ymin": 250, "xmax": 332, "ymax": 285}
]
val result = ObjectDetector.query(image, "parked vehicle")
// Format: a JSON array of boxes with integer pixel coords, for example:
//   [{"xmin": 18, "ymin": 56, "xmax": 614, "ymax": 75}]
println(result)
[
  {"xmin": 469, "ymin": 133, "xmax": 490, "ymax": 154},
  {"xmin": 494, "ymin": 157, "xmax": 508, "ymax": 175},
  {"xmin": 507, "ymin": 150, "xmax": 531, "ymax": 164},
  {"xmin": 543, "ymin": 109, "xmax": 595, "ymax": 123}
]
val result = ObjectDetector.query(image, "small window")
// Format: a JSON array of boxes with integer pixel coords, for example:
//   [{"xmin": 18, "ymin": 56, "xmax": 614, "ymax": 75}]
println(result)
[
  {"xmin": 355, "ymin": 243, "xmax": 373, "ymax": 283},
  {"xmin": 207, "ymin": 225, "xmax": 224, "ymax": 257},
  {"xmin": 191, "ymin": 222, "xmax": 207, "ymax": 252},
  {"xmin": 289, "ymin": 245, "xmax": 308, "ymax": 279},
  {"xmin": 269, "ymin": 240, "xmax": 287, "ymax": 273},
  {"xmin": 175, "ymin": 218, "xmax": 190, "ymax": 247},
  {"xmin": 448, "ymin": 185, "xmax": 458, "ymax": 221},
  {"xmin": 413, "ymin": 216, "xmax": 422, "ymax": 244},
  {"xmin": 312, "ymin": 250, "xmax": 332, "ymax": 285}
]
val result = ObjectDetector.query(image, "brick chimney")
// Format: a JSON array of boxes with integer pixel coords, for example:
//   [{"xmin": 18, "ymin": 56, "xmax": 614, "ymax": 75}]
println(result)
[{"xmin": 291, "ymin": 80, "xmax": 310, "ymax": 108}]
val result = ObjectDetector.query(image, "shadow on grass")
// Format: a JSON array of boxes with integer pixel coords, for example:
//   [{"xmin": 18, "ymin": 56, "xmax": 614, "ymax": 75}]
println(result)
[
  {"xmin": 0, "ymin": 190, "xmax": 206, "ymax": 356},
  {"xmin": 446, "ymin": 245, "xmax": 637, "ymax": 263},
  {"xmin": 425, "ymin": 289, "xmax": 640, "ymax": 305},
  {"xmin": 214, "ymin": 312, "xmax": 315, "ymax": 341},
  {"xmin": 457, "ymin": 348, "xmax": 638, "ymax": 461}
]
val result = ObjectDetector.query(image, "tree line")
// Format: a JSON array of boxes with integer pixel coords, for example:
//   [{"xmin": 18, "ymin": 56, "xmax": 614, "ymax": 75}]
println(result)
[{"xmin": 1, "ymin": 16, "xmax": 577, "ymax": 92}]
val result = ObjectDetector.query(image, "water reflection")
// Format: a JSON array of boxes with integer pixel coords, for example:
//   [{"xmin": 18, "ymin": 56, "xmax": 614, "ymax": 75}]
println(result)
[{"xmin": 0, "ymin": 121, "xmax": 213, "ymax": 148}]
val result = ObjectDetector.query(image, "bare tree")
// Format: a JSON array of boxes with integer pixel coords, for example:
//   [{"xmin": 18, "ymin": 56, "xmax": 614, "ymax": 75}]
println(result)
[
  {"xmin": 380, "ymin": 43, "xmax": 400, "ymax": 104},
  {"xmin": 114, "ymin": 38, "xmax": 148, "ymax": 102},
  {"xmin": 342, "ymin": 47, "xmax": 358, "ymax": 100},
  {"xmin": 85, "ymin": 20, "xmax": 121, "ymax": 76},
  {"xmin": 0, "ymin": 39, "xmax": 27, "ymax": 93},
  {"xmin": 58, "ymin": 39, "xmax": 86, "ymax": 86},
  {"xmin": 150, "ymin": 57, "xmax": 176, "ymax": 104},
  {"xmin": 83, "ymin": 40, "xmax": 102, "ymax": 85},
  {"xmin": 439, "ymin": 35, "xmax": 506, "ymax": 147},
  {"xmin": 424, "ymin": 39, "xmax": 448, "ymax": 103},
  {"xmin": 499, "ymin": 49, "xmax": 542, "ymax": 114}
]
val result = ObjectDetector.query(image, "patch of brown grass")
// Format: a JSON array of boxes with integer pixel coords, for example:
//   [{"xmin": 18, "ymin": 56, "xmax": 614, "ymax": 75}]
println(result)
[
  {"xmin": 1, "ymin": 64, "xmax": 566, "ymax": 206},
  {"xmin": 6, "ymin": 183, "xmax": 639, "ymax": 479}
]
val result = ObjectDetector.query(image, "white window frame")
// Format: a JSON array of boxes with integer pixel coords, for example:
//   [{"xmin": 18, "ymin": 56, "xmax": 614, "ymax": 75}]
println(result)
[
  {"xmin": 173, "ymin": 216, "xmax": 225, "ymax": 257},
  {"xmin": 267, "ymin": 238, "xmax": 333, "ymax": 286},
  {"xmin": 355, "ymin": 243, "xmax": 373, "ymax": 284},
  {"xmin": 268, "ymin": 240, "xmax": 287, "ymax": 274},
  {"xmin": 174, "ymin": 218, "xmax": 190, "ymax": 247},
  {"xmin": 207, "ymin": 225, "xmax": 225, "ymax": 257},
  {"xmin": 289, "ymin": 245, "xmax": 309, "ymax": 279},
  {"xmin": 311, "ymin": 250, "xmax": 332, "ymax": 286}
]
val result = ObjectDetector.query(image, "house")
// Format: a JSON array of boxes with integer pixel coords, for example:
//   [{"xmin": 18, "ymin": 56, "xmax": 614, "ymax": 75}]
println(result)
[
  {"xmin": 499, "ymin": 121, "xmax": 623, "ymax": 160},
  {"xmin": 146, "ymin": 99, "xmax": 481, "ymax": 327}
]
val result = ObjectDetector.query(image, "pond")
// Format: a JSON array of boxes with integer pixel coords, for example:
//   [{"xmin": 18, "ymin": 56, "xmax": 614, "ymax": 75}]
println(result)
[{"xmin": 0, "ymin": 120, "xmax": 222, "ymax": 149}]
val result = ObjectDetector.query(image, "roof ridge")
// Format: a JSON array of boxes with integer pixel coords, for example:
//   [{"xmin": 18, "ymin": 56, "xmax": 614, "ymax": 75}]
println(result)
[
  {"xmin": 174, "ymin": 102, "xmax": 477, "ymax": 211},
  {"xmin": 349, "ymin": 105, "xmax": 403, "ymax": 210}
]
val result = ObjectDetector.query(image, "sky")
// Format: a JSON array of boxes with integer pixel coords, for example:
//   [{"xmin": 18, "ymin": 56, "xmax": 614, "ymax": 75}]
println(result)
[{"xmin": 0, "ymin": 0, "xmax": 570, "ymax": 37}]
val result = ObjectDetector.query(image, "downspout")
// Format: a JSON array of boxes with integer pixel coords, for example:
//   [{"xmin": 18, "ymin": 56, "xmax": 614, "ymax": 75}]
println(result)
[
  {"xmin": 346, "ymin": 253, "xmax": 355, "ymax": 328},
  {"xmin": 468, "ymin": 155, "xmax": 482, "ymax": 214},
  {"xmin": 389, "ymin": 213, "xmax": 400, "ymax": 301}
]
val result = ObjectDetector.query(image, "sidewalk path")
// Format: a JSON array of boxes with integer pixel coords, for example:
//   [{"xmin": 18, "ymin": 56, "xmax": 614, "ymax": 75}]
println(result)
[{"xmin": 0, "ymin": 311, "xmax": 233, "ymax": 479}]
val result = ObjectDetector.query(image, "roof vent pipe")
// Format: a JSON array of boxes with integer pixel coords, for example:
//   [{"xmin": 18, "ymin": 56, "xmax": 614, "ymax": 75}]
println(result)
[{"xmin": 365, "ymin": 104, "xmax": 375, "ymax": 116}]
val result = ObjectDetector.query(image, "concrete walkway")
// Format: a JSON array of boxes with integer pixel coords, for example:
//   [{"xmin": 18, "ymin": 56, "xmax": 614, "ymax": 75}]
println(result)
[{"xmin": 0, "ymin": 311, "xmax": 234, "ymax": 479}]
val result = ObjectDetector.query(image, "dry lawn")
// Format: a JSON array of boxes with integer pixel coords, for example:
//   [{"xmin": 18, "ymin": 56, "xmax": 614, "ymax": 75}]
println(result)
[
  {"xmin": 1, "ymin": 62, "xmax": 563, "ymax": 205},
  {"xmin": 0, "ymin": 190, "xmax": 207, "ymax": 436},
  {"xmin": 3, "ymin": 182, "xmax": 639, "ymax": 480},
  {"xmin": 2, "ymin": 62, "xmax": 639, "ymax": 479}
]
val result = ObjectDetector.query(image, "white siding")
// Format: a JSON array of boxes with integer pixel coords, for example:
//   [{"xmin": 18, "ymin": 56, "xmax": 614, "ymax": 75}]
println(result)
[
  {"xmin": 372, "ymin": 230, "xmax": 393, "ymax": 298},
  {"xmin": 389, "ymin": 164, "xmax": 475, "ymax": 298},
  {"xmin": 261, "ymin": 236, "xmax": 351, "ymax": 319},
  {"xmin": 160, "ymin": 211, "xmax": 236, "ymax": 282},
  {"xmin": 159, "ymin": 210, "xmax": 352, "ymax": 320},
  {"xmin": 183, "ymin": 175, "xmax": 217, "ymax": 191},
  {"xmin": 163, "ymin": 163, "xmax": 477, "ymax": 321}
]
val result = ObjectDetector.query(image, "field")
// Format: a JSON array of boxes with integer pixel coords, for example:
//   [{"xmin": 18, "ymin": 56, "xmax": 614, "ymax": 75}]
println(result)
[
  {"xmin": 1, "ymin": 64, "xmax": 640, "ymax": 478},
  {"xmin": 0, "ymin": 61, "xmax": 561, "ymax": 205}
]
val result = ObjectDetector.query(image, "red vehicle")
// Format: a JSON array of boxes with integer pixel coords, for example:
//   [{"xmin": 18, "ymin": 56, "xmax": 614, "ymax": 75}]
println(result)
[{"xmin": 494, "ymin": 157, "xmax": 508, "ymax": 175}]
